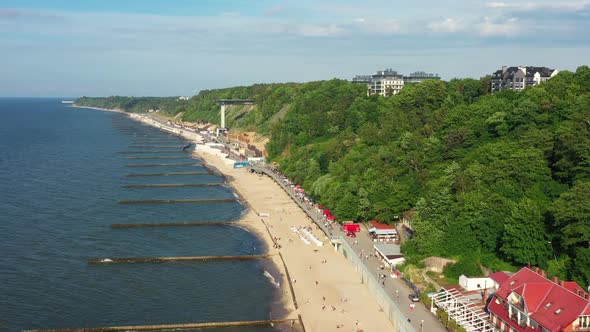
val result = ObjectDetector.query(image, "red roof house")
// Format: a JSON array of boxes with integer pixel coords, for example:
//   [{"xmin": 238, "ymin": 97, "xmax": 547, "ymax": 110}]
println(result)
[
  {"xmin": 488, "ymin": 267, "xmax": 590, "ymax": 332},
  {"xmin": 368, "ymin": 220, "xmax": 397, "ymax": 236},
  {"xmin": 490, "ymin": 271, "xmax": 511, "ymax": 290}
]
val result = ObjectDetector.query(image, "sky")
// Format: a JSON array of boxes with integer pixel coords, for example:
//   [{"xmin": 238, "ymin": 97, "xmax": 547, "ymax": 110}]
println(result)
[{"xmin": 0, "ymin": 0, "xmax": 589, "ymax": 97}]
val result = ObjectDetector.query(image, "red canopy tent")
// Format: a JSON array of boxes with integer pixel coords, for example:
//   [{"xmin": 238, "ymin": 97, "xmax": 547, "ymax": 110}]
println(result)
[
  {"xmin": 343, "ymin": 223, "xmax": 360, "ymax": 232},
  {"xmin": 323, "ymin": 209, "xmax": 331, "ymax": 216},
  {"xmin": 327, "ymin": 215, "xmax": 336, "ymax": 221}
]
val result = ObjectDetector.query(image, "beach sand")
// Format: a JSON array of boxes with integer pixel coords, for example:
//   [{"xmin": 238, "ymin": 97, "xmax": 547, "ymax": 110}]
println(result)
[{"xmin": 130, "ymin": 114, "xmax": 394, "ymax": 332}]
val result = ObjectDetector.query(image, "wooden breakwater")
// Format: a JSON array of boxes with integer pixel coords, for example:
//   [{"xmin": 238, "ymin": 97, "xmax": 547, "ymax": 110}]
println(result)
[
  {"xmin": 22, "ymin": 318, "xmax": 297, "ymax": 332},
  {"xmin": 128, "ymin": 145, "xmax": 185, "ymax": 148},
  {"xmin": 118, "ymin": 198, "xmax": 238, "ymax": 204},
  {"xmin": 111, "ymin": 221, "xmax": 237, "ymax": 228},
  {"xmin": 125, "ymin": 172, "xmax": 212, "ymax": 177},
  {"xmin": 117, "ymin": 151, "xmax": 185, "ymax": 154},
  {"xmin": 122, "ymin": 183, "xmax": 225, "ymax": 188},
  {"xmin": 126, "ymin": 156, "xmax": 188, "ymax": 160},
  {"xmin": 88, "ymin": 254, "xmax": 274, "ymax": 264},
  {"xmin": 125, "ymin": 163, "xmax": 201, "ymax": 167}
]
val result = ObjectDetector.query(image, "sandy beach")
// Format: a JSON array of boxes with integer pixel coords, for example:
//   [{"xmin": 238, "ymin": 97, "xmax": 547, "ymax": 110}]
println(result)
[{"xmin": 127, "ymin": 113, "xmax": 394, "ymax": 332}]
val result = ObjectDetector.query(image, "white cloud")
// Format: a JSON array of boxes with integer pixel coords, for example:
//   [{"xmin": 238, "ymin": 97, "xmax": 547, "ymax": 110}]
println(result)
[
  {"xmin": 428, "ymin": 18, "xmax": 465, "ymax": 33},
  {"xmin": 478, "ymin": 17, "xmax": 522, "ymax": 36},
  {"xmin": 297, "ymin": 24, "xmax": 346, "ymax": 37},
  {"xmin": 484, "ymin": 1, "xmax": 590, "ymax": 12},
  {"xmin": 353, "ymin": 18, "xmax": 403, "ymax": 35}
]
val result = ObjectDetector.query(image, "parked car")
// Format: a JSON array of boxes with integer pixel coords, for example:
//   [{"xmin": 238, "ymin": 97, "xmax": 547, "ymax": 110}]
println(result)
[{"xmin": 408, "ymin": 293, "xmax": 420, "ymax": 302}]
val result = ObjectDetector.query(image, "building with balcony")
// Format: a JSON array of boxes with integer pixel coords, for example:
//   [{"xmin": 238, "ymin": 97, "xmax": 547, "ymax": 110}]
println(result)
[
  {"xmin": 352, "ymin": 69, "xmax": 440, "ymax": 97},
  {"xmin": 488, "ymin": 267, "xmax": 590, "ymax": 332},
  {"xmin": 369, "ymin": 69, "xmax": 405, "ymax": 96},
  {"xmin": 491, "ymin": 66, "xmax": 559, "ymax": 93}
]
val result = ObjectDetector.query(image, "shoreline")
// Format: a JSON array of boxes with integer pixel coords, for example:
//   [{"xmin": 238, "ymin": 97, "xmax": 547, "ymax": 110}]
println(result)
[
  {"xmin": 70, "ymin": 105, "xmax": 126, "ymax": 113},
  {"xmin": 124, "ymin": 112, "xmax": 395, "ymax": 332}
]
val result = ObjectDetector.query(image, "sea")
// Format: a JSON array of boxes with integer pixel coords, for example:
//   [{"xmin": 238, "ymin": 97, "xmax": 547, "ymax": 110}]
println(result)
[{"xmin": 0, "ymin": 98, "xmax": 284, "ymax": 332}]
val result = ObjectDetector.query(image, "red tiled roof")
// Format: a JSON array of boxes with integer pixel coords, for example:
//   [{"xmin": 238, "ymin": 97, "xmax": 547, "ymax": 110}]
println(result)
[
  {"xmin": 488, "ymin": 300, "xmax": 538, "ymax": 332},
  {"xmin": 368, "ymin": 220, "xmax": 395, "ymax": 230},
  {"xmin": 513, "ymin": 283, "xmax": 552, "ymax": 313},
  {"xmin": 563, "ymin": 281, "xmax": 586, "ymax": 295},
  {"xmin": 489, "ymin": 271, "xmax": 511, "ymax": 286},
  {"xmin": 491, "ymin": 267, "xmax": 590, "ymax": 331}
]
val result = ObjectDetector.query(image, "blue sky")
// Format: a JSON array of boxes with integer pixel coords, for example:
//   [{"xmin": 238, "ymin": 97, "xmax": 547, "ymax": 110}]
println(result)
[{"xmin": 1, "ymin": 0, "xmax": 589, "ymax": 97}]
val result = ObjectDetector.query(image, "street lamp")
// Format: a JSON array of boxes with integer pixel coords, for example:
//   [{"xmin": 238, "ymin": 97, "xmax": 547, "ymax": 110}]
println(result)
[{"xmin": 420, "ymin": 320, "xmax": 424, "ymax": 332}]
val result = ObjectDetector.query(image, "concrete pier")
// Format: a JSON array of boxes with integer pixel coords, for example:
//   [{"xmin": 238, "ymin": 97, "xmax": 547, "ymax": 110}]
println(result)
[{"xmin": 88, "ymin": 254, "xmax": 273, "ymax": 264}]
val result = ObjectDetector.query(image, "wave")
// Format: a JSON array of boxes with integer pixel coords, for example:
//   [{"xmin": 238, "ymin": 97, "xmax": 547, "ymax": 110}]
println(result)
[{"xmin": 263, "ymin": 270, "xmax": 280, "ymax": 288}]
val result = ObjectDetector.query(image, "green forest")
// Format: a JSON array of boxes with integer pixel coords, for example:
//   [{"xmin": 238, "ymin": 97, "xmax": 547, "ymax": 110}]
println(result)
[
  {"xmin": 75, "ymin": 66, "xmax": 590, "ymax": 287},
  {"xmin": 75, "ymin": 96, "xmax": 188, "ymax": 115}
]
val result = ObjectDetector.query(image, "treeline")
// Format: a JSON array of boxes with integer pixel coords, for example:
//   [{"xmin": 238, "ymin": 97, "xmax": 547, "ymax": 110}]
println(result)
[
  {"xmin": 268, "ymin": 68, "xmax": 589, "ymax": 287},
  {"xmin": 75, "ymin": 96, "xmax": 187, "ymax": 115},
  {"xmin": 73, "ymin": 69, "xmax": 590, "ymax": 287},
  {"xmin": 181, "ymin": 83, "xmax": 316, "ymax": 134}
]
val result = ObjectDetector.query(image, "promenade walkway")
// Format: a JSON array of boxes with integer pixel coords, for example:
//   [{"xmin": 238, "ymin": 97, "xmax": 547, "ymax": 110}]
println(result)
[{"xmin": 255, "ymin": 165, "xmax": 447, "ymax": 332}]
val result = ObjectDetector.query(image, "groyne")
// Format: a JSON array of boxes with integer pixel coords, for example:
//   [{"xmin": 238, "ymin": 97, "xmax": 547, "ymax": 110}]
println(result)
[
  {"xmin": 125, "ymin": 163, "xmax": 201, "ymax": 167},
  {"xmin": 88, "ymin": 254, "xmax": 274, "ymax": 264},
  {"xmin": 122, "ymin": 183, "xmax": 225, "ymax": 188},
  {"xmin": 111, "ymin": 221, "xmax": 237, "ymax": 228},
  {"xmin": 117, "ymin": 198, "xmax": 239, "ymax": 204},
  {"xmin": 23, "ymin": 318, "xmax": 297, "ymax": 332},
  {"xmin": 125, "ymin": 172, "xmax": 212, "ymax": 177}
]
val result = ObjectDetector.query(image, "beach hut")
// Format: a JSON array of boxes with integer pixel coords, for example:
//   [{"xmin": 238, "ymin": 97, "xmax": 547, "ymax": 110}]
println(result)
[
  {"xmin": 368, "ymin": 220, "xmax": 397, "ymax": 241},
  {"xmin": 373, "ymin": 243, "xmax": 405, "ymax": 268}
]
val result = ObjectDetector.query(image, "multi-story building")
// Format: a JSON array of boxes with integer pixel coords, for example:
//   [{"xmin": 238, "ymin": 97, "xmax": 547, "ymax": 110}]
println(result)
[
  {"xmin": 403, "ymin": 71, "xmax": 441, "ymax": 84},
  {"xmin": 488, "ymin": 267, "xmax": 590, "ymax": 332},
  {"xmin": 491, "ymin": 66, "xmax": 559, "ymax": 93},
  {"xmin": 352, "ymin": 69, "xmax": 440, "ymax": 97},
  {"xmin": 369, "ymin": 69, "xmax": 405, "ymax": 96}
]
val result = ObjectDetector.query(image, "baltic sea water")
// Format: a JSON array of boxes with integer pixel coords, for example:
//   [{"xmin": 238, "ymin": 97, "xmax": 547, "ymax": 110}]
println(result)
[{"xmin": 0, "ymin": 99, "xmax": 281, "ymax": 331}]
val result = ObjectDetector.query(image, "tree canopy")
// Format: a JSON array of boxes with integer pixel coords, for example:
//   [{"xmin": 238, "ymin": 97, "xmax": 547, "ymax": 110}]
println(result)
[{"xmin": 75, "ymin": 66, "xmax": 590, "ymax": 287}]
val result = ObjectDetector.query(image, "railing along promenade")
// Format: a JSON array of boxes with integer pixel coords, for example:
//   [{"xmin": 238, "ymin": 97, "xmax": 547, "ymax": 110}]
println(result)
[
  {"xmin": 253, "ymin": 164, "xmax": 416, "ymax": 332},
  {"xmin": 252, "ymin": 165, "xmax": 338, "ymax": 242}
]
